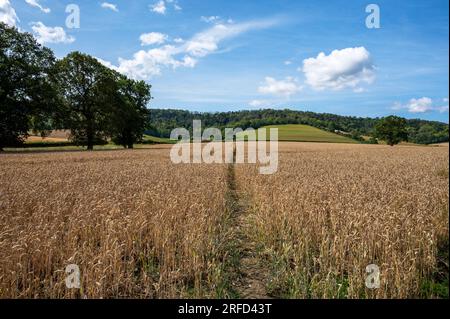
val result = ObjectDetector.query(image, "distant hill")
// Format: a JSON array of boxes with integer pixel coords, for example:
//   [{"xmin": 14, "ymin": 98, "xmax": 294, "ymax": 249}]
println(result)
[
  {"xmin": 237, "ymin": 124, "xmax": 357, "ymax": 144},
  {"xmin": 147, "ymin": 109, "xmax": 449, "ymax": 145}
]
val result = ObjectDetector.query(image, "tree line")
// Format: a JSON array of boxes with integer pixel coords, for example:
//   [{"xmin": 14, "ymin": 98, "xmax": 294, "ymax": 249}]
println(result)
[
  {"xmin": 148, "ymin": 109, "xmax": 449, "ymax": 145},
  {"xmin": 0, "ymin": 22, "xmax": 151, "ymax": 151}
]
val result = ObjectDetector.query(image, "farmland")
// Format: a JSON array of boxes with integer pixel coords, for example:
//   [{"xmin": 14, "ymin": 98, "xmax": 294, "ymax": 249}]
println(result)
[
  {"xmin": 0, "ymin": 147, "xmax": 231, "ymax": 298},
  {"xmin": 235, "ymin": 143, "xmax": 449, "ymax": 298},
  {"xmin": 237, "ymin": 125, "xmax": 357, "ymax": 144},
  {"xmin": 0, "ymin": 142, "xmax": 448, "ymax": 298}
]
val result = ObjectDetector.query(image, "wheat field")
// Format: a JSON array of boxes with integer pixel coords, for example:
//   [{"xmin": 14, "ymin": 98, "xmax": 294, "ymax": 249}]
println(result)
[
  {"xmin": 0, "ymin": 147, "xmax": 230, "ymax": 298},
  {"xmin": 0, "ymin": 143, "xmax": 448, "ymax": 298},
  {"xmin": 235, "ymin": 143, "xmax": 449, "ymax": 298}
]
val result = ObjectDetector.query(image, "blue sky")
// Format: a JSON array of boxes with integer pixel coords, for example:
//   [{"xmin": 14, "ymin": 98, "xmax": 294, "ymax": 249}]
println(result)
[{"xmin": 2, "ymin": 0, "xmax": 449, "ymax": 122}]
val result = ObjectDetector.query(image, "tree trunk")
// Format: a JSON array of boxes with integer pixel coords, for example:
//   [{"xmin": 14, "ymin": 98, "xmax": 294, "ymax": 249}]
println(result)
[
  {"xmin": 87, "ymin": 128, "xmax": 94, "ymax": 151},
  {"xmin": 86, "ymin": 117, "xmax": 94, "ymax": 151}
]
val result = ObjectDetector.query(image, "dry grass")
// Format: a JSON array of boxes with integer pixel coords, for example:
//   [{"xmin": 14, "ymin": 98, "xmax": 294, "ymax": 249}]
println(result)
[
  {"xmin": 235, "ymin": 143, "xmax": 449, "ymax": 299},
  {"xmin": 26, "ymin": 130, "xmax": 71, "ymax": 143},
  {"xmin": 0, "ymin": 147, "xmax": 229, "ymax": 298},
  {"xmin": 0, "ymin": 142, "xmax": 448, "ymax": 299}
]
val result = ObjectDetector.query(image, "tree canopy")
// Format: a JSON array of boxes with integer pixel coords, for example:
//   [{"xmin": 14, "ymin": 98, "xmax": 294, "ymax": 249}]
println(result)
[
  {"xmin": 0, "ymin": 22, "xmax": 57, "ymax": 150},
  {"xmin": 374, "ymin": 116, "xmax": 409, "ymax": 146},
  {"xmin": 54, "ymin": 52, "xmax": 116, "ymax": 150},
  {"xmin": 108, "ymin": 75, "xmax": 152, "ymax": 149},
  {"xmin": 0, "ymin": 23, "xmax": 151, "ymax": 151}
]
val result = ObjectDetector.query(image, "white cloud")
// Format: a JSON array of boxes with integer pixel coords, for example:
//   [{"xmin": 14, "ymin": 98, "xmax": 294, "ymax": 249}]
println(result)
[
  {"xmin": 95, "ymin": 57, "xmax": 119, "ymax": 71},
  {"xmin": 392, "ymin": 97, "xmax": 449, "ymax": 114},
  {"xmin": 284, "ymin": 60, "xmax": 292, "ymax": 65},
  {"xmin": 438, "ymin": 98, "xmax": 449, "ymax": 113},
  {"xmin": 30, "ymin": 22, "xmax": 75, "ymax": 44},
  {"xmin": 353, "ymin": 87, "xmax": 366, "ymax": 93},
  {"xmin": 111, "ymin": 19, "xmax": 276, "ymax": 80},
  {"xmin": 201, "ymin": 16, "xmax": 221, "ymax": 23},
  {"xmin": 166, "ymin": 0, "xmax": 182, "ymax": 11},
  {"xmin": 101, "ymin": 2, "xmax": 118, "ymax": 12},
  {"xmin": 140, "ymin": 32, "xmax": 168, "ymax": 46},
  {"xmin": 181, "ymin": 55, "xmax": 197, "ymax": 68},
  {"xmin": 173, "ymin": 37, "xmax": 184, "ymax": 43},
  {"xmin": 302, "ymin": 47, "xmax": 376, "ymax": 91},
  {"xmin": 258, "ymin": 77, "xmax": 302, "ymax": 97},
  {"xmin": 249, "ymin": 100, "xmax": 271, "ymax": 108},
  {"xmin": 150, "ymin": 0, "xmax": 166, "ymax": 14},
  {"xmin": 407, "ymin": 97, "xmax": 433, "ymax": 113},
  {"xmin": 25, "ymin": 0, "xmax": 50, "ymax": 13},
  {"xmin": 184, "ymin": 19, "xmax": 276, "ymax": 58},
  {"xmin": 438, "ymin": 105, "xmax": 449, "ymax": 113},
  {"xmin": 0, "ymin": 0, "xmax": 19, "ymax": 26},
  {"xmin": 116, "ymin": 45, "xmax": 197, "ymax": 80}
]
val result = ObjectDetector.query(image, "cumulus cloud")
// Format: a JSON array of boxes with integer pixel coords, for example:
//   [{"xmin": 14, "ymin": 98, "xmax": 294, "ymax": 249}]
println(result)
[
  {"xmin": 0, "ymin": 0, "xmax": 19, "ymax": 26},
  {"xmin": 393, "ymin": 97, "xmax": 449, "ymax": 113},
  {"xmin": 406, "ymin": 97, "xmax": 433, "ymax": 113},
  {"xmin": 140, "ymin": 32, "xmax": 168, "ymax": 46},
  {"xmin": 258, "ymin": 77, "xmax": 302, "ymax": 97},
  {"xmin": 115, "ymin": 46, "xmax": 197, "ymax": 79},
  {"xmin": 201, "ymin": 16, "xmax": 221, "ymax": 23},
  {"xmin": 31, "ymin": 22, "xmax": 75, "ymax": 44},
  {"xmin": 108, "ymin": 19, "xmax": 276, "ymax": 80},
  {"xmin": 302, "ymin": 47, "xmax": 376, "ymax": 91},
  {"xmin": 150, "ymin": 0, "xmax": 166, "ymax": 14},
  {"xmin": 101, "ymin": 2, "xmax": 118, "ymax": 12},
  {"xmin": 25, "ymin": 0, "xmax": 50, "ymax": 13}
]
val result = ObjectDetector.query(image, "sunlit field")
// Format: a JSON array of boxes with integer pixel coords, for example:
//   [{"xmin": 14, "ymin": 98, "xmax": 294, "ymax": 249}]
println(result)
[
  {"xmin": 0, "ymin": 143, "xmax": 448, "ymax": 298},
  {"xmin": 0, "ymin": 146, "xmax": 230, "ymax": 298},
  {"xmin": 235, "ymin": 143, "xmax": 449, "ymax": 298}
]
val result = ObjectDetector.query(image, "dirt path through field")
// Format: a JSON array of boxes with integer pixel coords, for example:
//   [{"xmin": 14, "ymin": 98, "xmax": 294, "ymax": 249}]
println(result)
[{"xmin": 226, "ymin": 160, "xmax": 272, "ymax": 299}]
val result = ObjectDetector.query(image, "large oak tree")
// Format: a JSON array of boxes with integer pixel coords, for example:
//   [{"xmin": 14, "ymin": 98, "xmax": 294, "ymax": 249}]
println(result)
[
  {"xmin": 0, "ymin": 22, "xmax": 57, "ymax": 150},
  {"xmin": 374, "ymin": 116, "xmax": 409, "ymax": 146},
  {"xmin": 53, "ymin": 52, "xmax": 115, "ymax": 150}
]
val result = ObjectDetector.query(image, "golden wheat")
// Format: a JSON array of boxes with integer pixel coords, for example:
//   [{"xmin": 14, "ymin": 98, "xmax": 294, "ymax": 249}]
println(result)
[
  {"xmin": 235, "ymin": 142, "xmax": 449, "ymax": 298},
  {"xmin": 0, "ymin": 142, "xmax": 448, "ymax": 299},
  {"xmin": 0, "ymin": 147, "xmax": 228, "ymax": 298}
]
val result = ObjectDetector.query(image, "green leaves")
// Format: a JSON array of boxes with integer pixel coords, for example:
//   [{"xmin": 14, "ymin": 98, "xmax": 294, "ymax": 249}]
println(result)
[
  {"xmin": 374, "ymin": 116, "xmax": 409, "ymax": 146},
  {"xmin": 0, "ymin": 22, "xmax": 56, "ymax": 150},
  {"xmin": 1, "ymin": 23, "xmax": 152, "ymax": 151},
  {"xmin": 108, "ymin": 76, "xmax": 151, "ymax": 148},
  {"xmin": 53, "ymin": 52, "xmax": 152, "ymax": 150}
]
